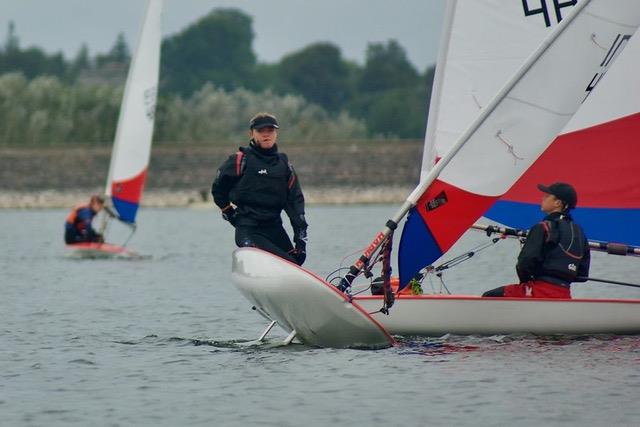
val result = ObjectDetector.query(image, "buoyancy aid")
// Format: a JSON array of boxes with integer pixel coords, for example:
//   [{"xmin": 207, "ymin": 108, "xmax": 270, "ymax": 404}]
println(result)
[
  {"xmin": 539, "ymin": 216, "xmax": 587, "ymax": 282},
  {"xmin": 66, "ymin": 204, "xmax": 91, "ymax": 231},
  {"xmin": 230, "ymin": 148, "xmax": 291, "ymax": 210}
]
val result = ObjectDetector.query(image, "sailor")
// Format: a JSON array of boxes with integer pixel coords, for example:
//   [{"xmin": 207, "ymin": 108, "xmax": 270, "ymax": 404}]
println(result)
[
  {"xmin": 64, "ymin": 194, "xmax": 105, "ymax": 244},
  {"xmin": 483, "ymin": 182, "xmax": 590, "ymax": 298},
  {"xmin": 211, "ymin": 112, "xmax": 308, "ymax": 265}
]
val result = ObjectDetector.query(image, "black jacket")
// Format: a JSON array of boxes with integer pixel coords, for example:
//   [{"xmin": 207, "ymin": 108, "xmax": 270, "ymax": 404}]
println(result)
[
  {"xmin": 211, "ymin": 141, "xmax": 307, "ymax": 236},
  {"xmin": 517, "ymin": 212, "xmax": 590, "ymax": 285}
]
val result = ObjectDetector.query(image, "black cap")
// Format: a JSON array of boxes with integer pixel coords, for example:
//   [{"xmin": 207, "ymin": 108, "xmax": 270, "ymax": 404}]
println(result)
[
  {"xmin": 249, "ymin": 114, "xmax": 279, "ymax": 130},
  {"xmin": 537, "ymin": 182, "xmax": 577, "ymax": 210}
]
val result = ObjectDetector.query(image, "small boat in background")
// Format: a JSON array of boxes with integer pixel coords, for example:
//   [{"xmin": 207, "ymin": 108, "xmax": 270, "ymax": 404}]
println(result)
[{"xmin": 67, "ymin": 0, "xmax": 162, "ymax": 259}]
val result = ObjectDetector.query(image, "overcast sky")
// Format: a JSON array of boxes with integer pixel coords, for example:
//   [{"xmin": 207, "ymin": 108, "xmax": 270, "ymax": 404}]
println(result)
[{"xmin": 0, "ymin": 0, "xmax": 445, "ymax": 71}]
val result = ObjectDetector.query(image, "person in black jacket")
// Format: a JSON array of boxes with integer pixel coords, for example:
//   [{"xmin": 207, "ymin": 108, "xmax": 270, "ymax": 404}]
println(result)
[
  {"xmin": 211, "ymin": 112, "xmax": 308, "ymax": 265},
  {"xmin": 483, "ymin": 182, "xmax": 590, "ymax": 298}
]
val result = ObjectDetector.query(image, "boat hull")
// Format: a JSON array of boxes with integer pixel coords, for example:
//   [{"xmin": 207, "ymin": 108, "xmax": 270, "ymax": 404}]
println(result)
[
  {"xmin": 65, "ymin": 242, "xmax": 143, "ymax": 260},
  {"xmin": 354, "ymin": 294, "xmax": 640, "ymax": 336},
  {"xmin": 231, "ymin": 248, "xmax": 395, "ymax": 349}
]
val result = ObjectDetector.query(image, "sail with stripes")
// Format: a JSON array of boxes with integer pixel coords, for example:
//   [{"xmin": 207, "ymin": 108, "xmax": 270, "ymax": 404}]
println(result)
[
  {"xmin": 105, "ymin": 0, "xmax": 162, "ymax": 223},
  {"xmin": 397, "ymin": 0, "xmax": 640, "ymax": 288},
  {"xmin": 485, "ymin": 30, "xmax": 640, "ymax": 245},
  {"xmin": 420, "ymin": 0, "xmax": 578, "ymax": 180}
]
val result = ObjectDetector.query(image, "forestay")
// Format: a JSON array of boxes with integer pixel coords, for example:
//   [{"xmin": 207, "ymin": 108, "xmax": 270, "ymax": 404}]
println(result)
[
  {"xmin": 105, "ymin": 0, "xmax": 162, "ymax": 223},
  {"xmin": 397, "ymin": 0, "xmax": 640, "ymax": 287}
]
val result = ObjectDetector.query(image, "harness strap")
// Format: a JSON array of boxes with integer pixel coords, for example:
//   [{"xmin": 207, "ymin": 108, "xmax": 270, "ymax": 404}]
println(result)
[{"xmin": 235, "ymin": 151, "xmax": 245, "ymax": 176}]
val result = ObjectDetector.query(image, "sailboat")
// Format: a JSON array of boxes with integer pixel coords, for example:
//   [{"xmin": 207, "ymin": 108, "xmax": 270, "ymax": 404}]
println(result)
[
  {"xmin": 67, "ymin": 0, "xmax": 163, "ymax": 259},
  {"xmin": 353, "ymin": 0, "xmax": 640, "ymax": 336},
  {"xmin": 231, "ymin": 0, "xmax": 640, "ymax": 348}
]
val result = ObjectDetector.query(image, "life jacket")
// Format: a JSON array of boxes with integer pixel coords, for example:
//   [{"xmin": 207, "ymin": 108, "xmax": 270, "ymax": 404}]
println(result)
[
  {"xmin": 230, "ymin": 149, "xmax": 294, "ymax": 210},
  {"xmin": 66, "ymin": 204, "xmax": 90, "ymax": 231},
  {"xmin": 538, "ymin": 216, "xmax": 587, "ymax": 282}
]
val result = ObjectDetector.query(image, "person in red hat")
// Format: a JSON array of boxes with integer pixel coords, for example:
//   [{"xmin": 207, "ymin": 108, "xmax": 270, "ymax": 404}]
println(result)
[
  {"xmin": 483, "ymin": 182, "xmax": 590, "ymax": 298},
  {"xmin": 211, "ymin": 112, "xmax": 308, "ymax": 265}
]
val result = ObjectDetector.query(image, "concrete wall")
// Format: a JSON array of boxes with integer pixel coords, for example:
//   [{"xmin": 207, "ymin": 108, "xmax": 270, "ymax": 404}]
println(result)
[{"xmin": 1, "ymin": 140, "xmax": 423, "ymax": 192}]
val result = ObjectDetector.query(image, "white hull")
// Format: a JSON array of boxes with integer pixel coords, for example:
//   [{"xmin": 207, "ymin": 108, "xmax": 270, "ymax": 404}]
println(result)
[
  {"xmin": 231, "ymin": 248, "xmax": 394, "ymax": 349},
  {"xmin": 354, "ymin": 295, "xmax": 640, "ymax": 337}
]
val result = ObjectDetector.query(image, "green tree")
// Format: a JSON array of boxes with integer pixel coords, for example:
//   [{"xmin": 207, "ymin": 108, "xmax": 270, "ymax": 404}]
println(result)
[
  {"xmin": 0, "ymin": 22, "xmax": 69, "ymax": 80},
  {"xmin": 69, "ymin": 44, "xmax": 91, "ymax": 78},
  {"xmin": 358, "ymin": 40, "xmax": 419, "ymax": 93},
  {"xmin": 96, "ymin": 33, "xmax": 131, "ymax": 66},
  {"xmin": 5, "ymin": 21, "xmax": 19, "ymax": 52},
  {"xmin": 161, "ymin": 8, "xmax": 257, "ymax": 96},
  {"xmin": 277, "ymin": 42, "xmax": 353, "ymax": 112}
]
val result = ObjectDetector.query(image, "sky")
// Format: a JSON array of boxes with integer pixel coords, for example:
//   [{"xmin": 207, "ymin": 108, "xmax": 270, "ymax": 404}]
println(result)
[{"xmin": 0, "ymin": 0, "xmax": 445, "ymax": 72}]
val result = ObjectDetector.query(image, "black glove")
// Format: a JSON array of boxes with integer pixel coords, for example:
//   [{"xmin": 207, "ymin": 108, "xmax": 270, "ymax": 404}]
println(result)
[
  {"xmin": 221, "ymin": 206, "xmax": 237, "ymax": 226},
  {"xmin": 294, "ymin": 228, "xmax": 307, "ymax": 249},
  {"xmin": 294, "ymin": 229, "xmax": 307, "ymax": 264}
]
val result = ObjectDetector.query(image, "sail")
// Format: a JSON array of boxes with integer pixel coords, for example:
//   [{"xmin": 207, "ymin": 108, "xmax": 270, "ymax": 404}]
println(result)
[
  {"xmin": 105, "ymin": 0, "xmax": 162, "ymax": 223},
  {"xmin": 420, "ymin": 0, "xmax": 579, "ymax": 180},
  {"xmin": 398, "ymin": 0, "xmax": 640, "ymax": 287},
  {"xmin": 486, "ymin": 30, "xmax": 640, "ymax": 246}
]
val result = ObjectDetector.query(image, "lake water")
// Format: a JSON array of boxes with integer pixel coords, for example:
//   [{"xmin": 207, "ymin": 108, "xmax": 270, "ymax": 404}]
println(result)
[{"xmin": 2, "ymin": 205, "xmax": 639, "ymax": 426}]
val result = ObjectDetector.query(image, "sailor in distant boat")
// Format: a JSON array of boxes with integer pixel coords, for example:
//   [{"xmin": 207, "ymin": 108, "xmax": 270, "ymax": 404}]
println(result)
[
  {"xmin": 483, "ymin": 182, "xmax": 590, "ymax": 299},
  {"xmin": 211, "ymin": 112, "xmax": 308, "ymax": 265},
  {"xmin": 64, "ymin": 195, "xmax": 105, "ymax": 244}
]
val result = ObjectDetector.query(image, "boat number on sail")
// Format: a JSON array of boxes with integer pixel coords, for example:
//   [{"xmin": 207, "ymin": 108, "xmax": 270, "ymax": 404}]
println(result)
[
  {"xmin": 144, "ymin": 86, "xmax": 157, "ymax": 121},
  {"xmin": 584, "ymin": 34, "xmax": 632, "ymax": 101},
  {"xmin": 521, "ymin": 0, "xmax": 577, "ymax": 28},
  {"xmin": 355, "ymin": 232, "xmax": 386, "ymax": 269},
  {"xmin": 426, "ymin": 191, "xmax": 448, "ymax": 211}
]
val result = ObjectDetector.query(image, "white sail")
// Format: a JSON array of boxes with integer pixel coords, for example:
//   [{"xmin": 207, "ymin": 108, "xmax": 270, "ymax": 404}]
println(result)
[
  {"xmin": 105, "ymin": 0, "xmax": 162, "ymax": 223},
  {"xmin": 421, "ymin": 0, "xmax": 580, "ymax": 179},
  {"xmin": 394, "ymin": 0, "xmax": 640, "ymax": 285}
]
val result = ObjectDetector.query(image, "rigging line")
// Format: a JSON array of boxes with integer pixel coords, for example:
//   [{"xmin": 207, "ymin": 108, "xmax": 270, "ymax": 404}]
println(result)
[
  {"xmin": 435, "ymin": 238, "xmax": 502, "ymax": 272},
  {"xmin": 495, "ymin": 130, "xmax": 524, "ymax": 163},
  {"xmin": 471, "ymin": 91, "xmax": 483, "ymax": 109},
  {"xmin": 436, "ymin": 273, "xmax": 451, "ymax": 295},
  {"xmin": 589, "ymin": 33, "xmax": 608, "ymax": 50},
  {"xmin": 504, "ymin": 96, "xmax": 575, "ymax": 116},
  {"xmin": 339, "ymin": 245, "xmax": 370, "ymax": 270}
]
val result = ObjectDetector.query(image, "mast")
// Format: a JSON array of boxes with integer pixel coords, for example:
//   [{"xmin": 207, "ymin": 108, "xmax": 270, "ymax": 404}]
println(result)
[{"xmin": 339, "ymin": 0, "xmax": 594, "ymax": 289}]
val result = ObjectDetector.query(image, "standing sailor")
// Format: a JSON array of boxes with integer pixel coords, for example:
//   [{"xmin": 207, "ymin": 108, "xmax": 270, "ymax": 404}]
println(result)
[
  {"xmin": 483, "ymin": 182, "xmax": 590, "ymax": 298},
  {"xmin": 64, "ymin": 194, "xmax": 105, "ymax": 244},
  {"xmin": 211, "ymin": 112, "xmax": 308, "ymax": 265}
]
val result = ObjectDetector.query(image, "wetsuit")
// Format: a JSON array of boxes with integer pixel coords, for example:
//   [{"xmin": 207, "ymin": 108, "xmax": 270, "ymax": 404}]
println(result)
[
  {"xmin": 65, "ymin": 204, "xmax": 101, "ymax": 244},
  {"xmin": 483, "ymin": 212, "xmax": 590, "ymax": 298},
  {"xmin": 211, "ymin": 140, "xmax": 307, "ymax": 264}
]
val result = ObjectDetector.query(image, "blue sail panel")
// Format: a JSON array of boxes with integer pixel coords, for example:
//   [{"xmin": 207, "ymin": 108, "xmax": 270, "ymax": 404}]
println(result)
[
  {"xmin": 398, "ymin": 208, "xmax": 443, "ymax": 290},
  {"xmin": 486, "ymin": 200, "xmax": 640, "ymax": 246},
  {"xmin": 112, "ymin": 197, "xmax": 139, "ymax": 224}
]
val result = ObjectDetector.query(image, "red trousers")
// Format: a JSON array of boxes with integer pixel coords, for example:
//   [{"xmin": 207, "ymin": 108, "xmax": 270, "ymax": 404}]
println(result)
[{"xmin": 502, "ymin": 280, "xmax": 571, "ymax": 299}]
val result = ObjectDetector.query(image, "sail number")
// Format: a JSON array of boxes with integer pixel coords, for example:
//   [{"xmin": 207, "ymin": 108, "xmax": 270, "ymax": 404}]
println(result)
[{"xmin": 522, "ymin": 0, "xmax": 578, "ymax": 27}]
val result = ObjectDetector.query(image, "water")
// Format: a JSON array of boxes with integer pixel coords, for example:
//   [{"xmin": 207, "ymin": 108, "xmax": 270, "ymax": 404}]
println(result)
[{"xmin": 2, "ymin": 206, "xmax": 639, "ymax": 426}]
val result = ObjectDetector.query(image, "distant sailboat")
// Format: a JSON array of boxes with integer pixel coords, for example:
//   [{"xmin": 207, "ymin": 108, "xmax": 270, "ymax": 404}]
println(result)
[
  {"xmin": 67, "ymin": 0, "xmax": 162, "ymax": 259},
  {"xmin": 231, "ymin": 0, "xmax": 640, "ymax": 346}
]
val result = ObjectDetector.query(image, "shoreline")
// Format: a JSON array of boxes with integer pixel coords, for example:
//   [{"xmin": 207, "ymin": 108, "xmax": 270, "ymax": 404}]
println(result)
[{"xmin": 0, "ymin": 186, "xmax": 413, "ymax": 209}]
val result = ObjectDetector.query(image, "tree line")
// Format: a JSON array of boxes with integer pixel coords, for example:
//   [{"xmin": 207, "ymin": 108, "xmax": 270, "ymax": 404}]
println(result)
[{"xmin": 0, "ymin": 8, "xmax": 434, "ymax": 145}]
